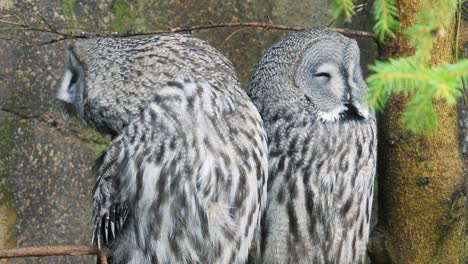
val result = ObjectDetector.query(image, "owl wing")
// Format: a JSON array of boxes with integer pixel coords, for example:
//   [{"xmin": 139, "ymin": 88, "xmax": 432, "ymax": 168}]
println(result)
[
  {"xmin": 90, "ymin": 75, "xmax": 230, "ymax": 251},
  {"xmin": 90, "ymin": 94, "xmax": 183, "ymax": 250},
  {"xmin": 91, "ymin": 135, "xmax": 130, "ymax": 249},
  {"xmin": 91, "ymin": 74, "xmax": 268, "ymax": 264}
]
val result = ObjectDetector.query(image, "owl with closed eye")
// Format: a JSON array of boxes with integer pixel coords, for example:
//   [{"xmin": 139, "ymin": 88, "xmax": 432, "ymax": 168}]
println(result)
[{"xmin": 248, "ymin": 30, "xmax": 377, "ymax": 264}]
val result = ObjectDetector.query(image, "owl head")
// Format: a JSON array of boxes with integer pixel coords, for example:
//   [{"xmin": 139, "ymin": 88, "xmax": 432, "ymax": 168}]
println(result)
[
  {"xmin": 248, "ymin": 30, "xmax": 371, "ymax": 122},
  {"xmin": 56, "ymin": 40, "xmax": 129, "ymax": 136},
  {"xmin": 56, "ymin": 48, "xmax": 85, "ymax": 120}
]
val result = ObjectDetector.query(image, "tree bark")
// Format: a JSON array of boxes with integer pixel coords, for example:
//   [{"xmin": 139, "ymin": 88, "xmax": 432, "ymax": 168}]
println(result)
[{"xmin": 368, "ymin": 0, "xmax": 465, "ymax": 263}]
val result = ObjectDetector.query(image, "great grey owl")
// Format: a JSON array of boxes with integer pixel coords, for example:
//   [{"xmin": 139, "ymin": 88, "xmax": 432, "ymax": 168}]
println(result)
[
  {"xmin": 56, "ymin": 34, "xmax": 268, "ymax": 263},
  {"xmin": 247, "ymin": 30, "xmax": 377, "ymax": 263}
]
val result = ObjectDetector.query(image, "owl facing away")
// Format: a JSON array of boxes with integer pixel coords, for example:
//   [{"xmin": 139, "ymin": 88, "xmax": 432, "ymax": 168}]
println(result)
[
  {"xmin": 56, "ymin": 34, "xmax": 268, "ymax": 264},
  {"xmin": 247, "ymin": 30, "xmax": 377, "ymax": 264}
]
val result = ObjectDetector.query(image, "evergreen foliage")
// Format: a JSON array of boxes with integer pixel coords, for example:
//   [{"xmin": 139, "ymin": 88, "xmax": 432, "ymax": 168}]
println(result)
[
  {"xmin": 372, "ymin": 0, "xmax": 399, "ymax": 42},
  {"xmin": 332, "ymin": 0, "xmax": 356, "ymax": 21},
  {"xmin": 333, "ymin": 0, "xmax": 467, "ymax": 135},
  {"xmin": 368, "ymin": 58, "xmax": 468, "ymax": 134}
]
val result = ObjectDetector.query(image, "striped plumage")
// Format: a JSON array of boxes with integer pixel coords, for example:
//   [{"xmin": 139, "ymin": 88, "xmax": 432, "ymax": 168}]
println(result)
[
  {"xmin": 56, "ymin": 34, "xmax": 268, "ymax": 264},
  {"xmin": 247, "ymin": 30, "xmax": 377, "ymax": 264}
]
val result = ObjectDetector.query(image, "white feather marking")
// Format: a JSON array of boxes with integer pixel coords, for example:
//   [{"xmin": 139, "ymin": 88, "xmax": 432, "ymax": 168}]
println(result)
[
  {"xmin": 56, "ymin": 70, "xmax": 73, "ymax": 103},
  {"xmin": 141, "ymin": 163, "xmax": 162, "ymax": 210},
  {"xmin": 317, "ymin": 105, "xmax": 347, "ymax": 122},
  {"xmin": 183, "ymin": 79, "xmax": 197, "ymax": 95},
  {"xmin": 315, "ymin": 63, "xmax": 340, "ymax": 75},
  {"xmin": 196, "ymin": 153, "xmax": 215, "ymax": 199},
  {"xmin": 318, "ymin": 102, "xmax": 371, "ymax": 122}
]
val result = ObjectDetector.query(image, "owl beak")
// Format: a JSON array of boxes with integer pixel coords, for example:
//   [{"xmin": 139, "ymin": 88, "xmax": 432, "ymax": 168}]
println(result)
[{"xmin": 343, "ymin": 103, "xmax": 365, "ymax": 120}]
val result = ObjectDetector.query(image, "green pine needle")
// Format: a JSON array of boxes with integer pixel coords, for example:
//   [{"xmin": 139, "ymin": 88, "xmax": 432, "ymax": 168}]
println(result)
[
  {"xmin": 366, "ymin": 0, "xmax": 463, "ymax": 135},
  {"xmin": 367, "ymin": 58, "xmax": 468, "ymax": 135},
  {"xmin": 332, "ymin": 0, "xmax": 465, "ymax": 135},
  {"xmin": 332, "ymin": 0, "xmax": 356, "ymax": 21},
  {"xmin": 372, "ymin": 0, "xmax": 400, "ymax": 42},
  {"xmin": 405, "ymin": 0, "xmax": 459, "ymax": 64},
  {"xmin": 401, "ymin": 89, "xmax": 438, "ymax": 135}
]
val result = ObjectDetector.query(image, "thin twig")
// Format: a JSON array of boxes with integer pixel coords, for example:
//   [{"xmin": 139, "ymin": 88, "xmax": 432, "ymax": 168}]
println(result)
[
  {"xmin": 36, "ymin": 35, "xmax": 68, "ymax": 46},
  {"xmin": 0, "ymin": 18, "xmax": 25, "ymax": 27},
  {"xmin": 0, "ymin": 106, "xmax": 108, "ymax": 145},
  {"xmin": 0, "ymin": 245, "xmax": 103, "ymax": 259},
  {"xmin": 0, "ymin": 12, "xmax": 377, "ymax": 46},
  {"xmin": 222, "ymin": 27, "xmax": 248, "ymax": 46},
  {"xmin": 36, "ymin": 14, "xmax": 57, "ymax": 33}
]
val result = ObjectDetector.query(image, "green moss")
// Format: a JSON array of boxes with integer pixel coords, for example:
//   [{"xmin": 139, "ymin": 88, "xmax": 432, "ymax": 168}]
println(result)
[
  {"xmin": 0, "ymin": 168, "xmax": 14, "ymax": 210},
  {"xmin": 433, "ymin": 187, "xmax": 465, "ymax": 255},
  {"xmin": 61, "ymin": 0, "xmax": 80, "ymax": 30},
  {"xmin": 0, "ymin": 206, "xmax": 16, "ymax": 249},
  {"xmin": 69, "ymin": 119, "xmax": 110, "ymax": 158},
  {"xmin": 78, "ymin": 130, "xmax": 109, "ymax": 158},
  {"xmin": 0, "ymin": 173, "xmax": 14, "ymax": 209},
  {"xmin": 110, "ymin": 0, "xmax": 145, "ymax": 32},
  {"xmin": 0, "ymin": 115, "xmax": 19, "ymax": 210},
  {"xmin": 0, "ymin": 113, "xmax": 25, "ymax": 247}
]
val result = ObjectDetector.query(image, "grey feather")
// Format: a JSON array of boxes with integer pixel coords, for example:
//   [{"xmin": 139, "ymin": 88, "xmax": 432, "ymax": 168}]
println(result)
[
  {"xmin": 248, "ymin": 30, "xmax": 377, "ymax": 264},
  {"xmin": 56, "ymin": 34, "xmax": 268, "ymax": 264}
]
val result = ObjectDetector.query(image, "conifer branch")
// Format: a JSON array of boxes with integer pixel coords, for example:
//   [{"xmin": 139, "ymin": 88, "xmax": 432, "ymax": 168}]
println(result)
[
  {"xmin": 372, "ymin": 0, "xmax": 399, "ymax": 41},
  {"xmin": 332, "ymin": 0, "xmax": 356, "ymax": 21},
  {"xmin": 364, "ymin": 0, "xmax": 467, "ymax": 135},
  {"xmin": 367, "ymin": 58, "xmax": 468, "ymax": 135}
]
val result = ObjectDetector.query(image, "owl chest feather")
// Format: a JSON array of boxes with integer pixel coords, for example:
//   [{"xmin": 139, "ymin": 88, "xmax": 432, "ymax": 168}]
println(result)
[{"xmin": 263, "ymin": 116, "xmax": 376, "ymax": 264}]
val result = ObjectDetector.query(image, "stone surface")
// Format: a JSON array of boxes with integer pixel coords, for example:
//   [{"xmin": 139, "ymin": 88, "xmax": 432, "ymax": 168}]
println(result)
[{"xmin": 0, "ymin": 1, "xmax": 377, "ymax": 263}]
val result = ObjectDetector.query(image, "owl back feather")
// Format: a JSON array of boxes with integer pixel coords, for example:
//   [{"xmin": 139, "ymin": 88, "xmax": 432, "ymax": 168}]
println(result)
[{"xmin": 56, "ymin": 34, "xmax": 268, "ymax": 264}]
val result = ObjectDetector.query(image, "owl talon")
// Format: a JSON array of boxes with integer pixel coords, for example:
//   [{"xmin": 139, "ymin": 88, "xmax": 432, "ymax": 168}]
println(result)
[
  {"xmin": 91, "ymin": 229, "xmax": 95, "ymax": 245},
  {"xmin": 110, "ymin": 207, "xmax": 116, "ymax": 239},
  {"xmin": 104, "ymin": 214, "xmax": 109, "ymax": 243},
  {"xmin": 97, "ymin": 230, "xmax": 101, "ymax": 250},
  {"xmin": 94, "ymin": 214, "xmax": 102, "ymax": 249},
  {"xmin": 92, "ymin": 208, "xmax": 111, "ymax": 249}
]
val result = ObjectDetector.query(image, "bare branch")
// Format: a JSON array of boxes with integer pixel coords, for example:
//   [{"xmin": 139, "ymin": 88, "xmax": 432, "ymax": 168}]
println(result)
[
  {"xmin": 36, "ymin": 35, "xmax": 68, "ymax": 46},
  {"xmin": 222, "ymin": 27, "xmax": 248, "ymax": 46},
  {"xmin": 0, "ymin": 245, "xmax": 105, "ymax": 259},
  {"xmin": 35, "ymin": 14, "xmax": 58, "ymax": 33},
  {"xmin": 60, "ymin": 22, "xmax": 375, "ymax": 39},
  {"xmin": 0, "ymin": 10, "xmax": 376, "ymax": 46},
  {"xmin": 0, "ymin": 16, "xmax": 376, "ymax": 46}
]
